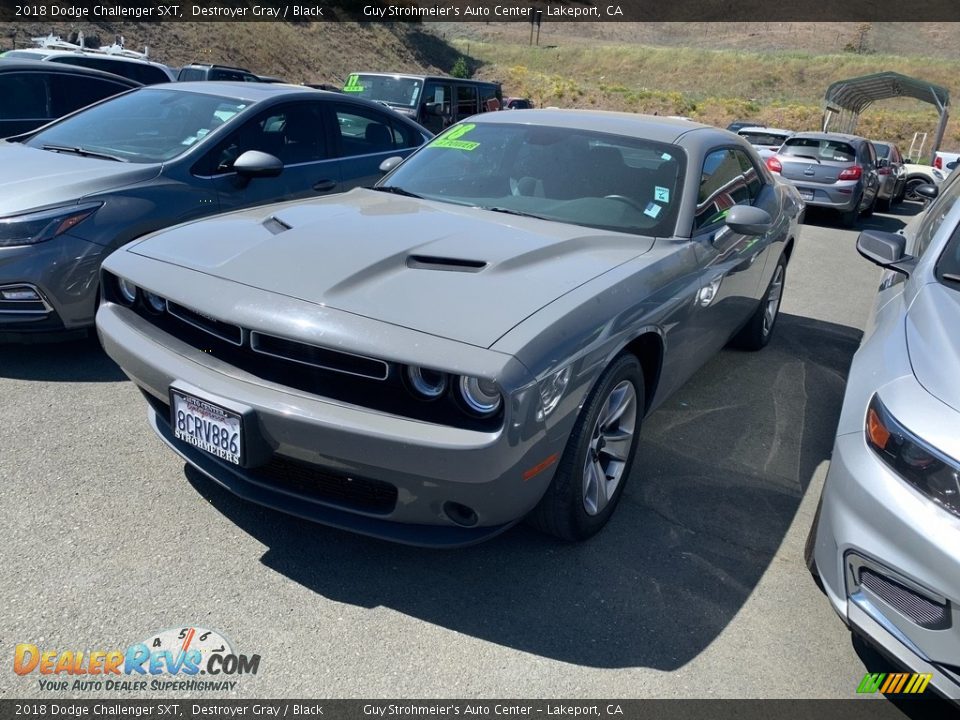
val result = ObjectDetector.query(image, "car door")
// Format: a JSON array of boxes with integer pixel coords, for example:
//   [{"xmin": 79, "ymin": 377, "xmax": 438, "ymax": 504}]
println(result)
[
  {"xmin": 860, "ymin": 141, "xmax": 881, "ymax": 206},
  {"xmin": 327, "ymin": 102, "xmax": 426, "ymax": 190},
  {"xmin": 691, "ymin": 146, "xmax": 774, "ymax": 349},
  {"xmin": 198, "ymin": 101, "xmax": 341, "ymax": 212}
]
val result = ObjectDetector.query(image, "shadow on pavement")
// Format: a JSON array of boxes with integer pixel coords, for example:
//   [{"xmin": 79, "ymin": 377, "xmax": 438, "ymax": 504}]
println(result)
[
  {"xmin": 802, "ymin": 201, "xmax": 923, "ymax": 234},
  {"xmin": 0, "ymin": 334, "xmax": 125, "ymax": 382},
  {"xmin": 183, "ymin": 311, "xmax": 862, "ymax": 670}
]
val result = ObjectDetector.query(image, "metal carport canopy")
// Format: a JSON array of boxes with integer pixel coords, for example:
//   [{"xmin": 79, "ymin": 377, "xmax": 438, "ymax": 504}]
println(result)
[{"xmin": 822, "ymin": 71, "xmax": 950, "ymax": 157}]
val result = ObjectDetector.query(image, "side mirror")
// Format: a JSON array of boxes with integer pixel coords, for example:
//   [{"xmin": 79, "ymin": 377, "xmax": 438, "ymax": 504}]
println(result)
[
  {"xmin": 856, "ymin": 230, "xmax": 915, "ymax": 275},
  {"xmin": 424, "ymin": 102, "xmax": 445, "ymax": 117},
  {"xmin": 916, "ymin": 183, "xmax": 939, "ymax": 201},
  {"xmin": 725, "ymin": 205, "xmax": 772, "ymax": 236},
  {"xmin": 379, "ymin": 156, "xmax": 403, "ymax": 174},
  {"xmin": 233, "ymin": 150, "xmax": 283, "ymax": 179}
]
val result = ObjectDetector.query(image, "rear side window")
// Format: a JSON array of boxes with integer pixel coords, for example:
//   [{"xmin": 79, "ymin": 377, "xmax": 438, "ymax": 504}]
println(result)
[
  {"xmin": 456, "ymin": 85, "xmax": 478, "ymax": 119},
  {"xmin": 178, "ymin": 68, "xmax": 205, "ymax": 82},
  {"xmin": 333, "ymin": 105, "xmax": 421, "ymax": 156},
  {"xmin": 781, "ymin": 138, "xmax": 856, "ymax": 163},
  {"xmin": 739, "ymin": 131, "xmax": 788, "ymax": 147},
  {"xmin": 49, "ymin": 56, "xmax": 169, "ymax": 85},
  {"xmin": 0, "ymin": 73, "xmax": 49, "ymax": 120}
]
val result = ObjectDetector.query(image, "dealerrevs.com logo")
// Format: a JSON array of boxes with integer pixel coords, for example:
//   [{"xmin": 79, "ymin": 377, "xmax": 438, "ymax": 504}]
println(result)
[{"xmin": 14, "ymin": 627, "xmax": 260, "ymax": 692}]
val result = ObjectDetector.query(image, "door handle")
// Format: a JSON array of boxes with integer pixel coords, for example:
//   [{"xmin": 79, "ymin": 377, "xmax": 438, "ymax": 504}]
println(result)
[{"xmin": 313, "ymin": 180, "xmax": 337, "ymax": 192}]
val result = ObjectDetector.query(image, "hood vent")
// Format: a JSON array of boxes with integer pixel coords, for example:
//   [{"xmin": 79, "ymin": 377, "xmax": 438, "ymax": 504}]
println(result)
[
  {"xmin": 406, "ymin": 255, "xmax": 486, "ymax": 273},
  {"xmin": 262, "ymin": 216, "xmax": 292, "ymax": 235}
]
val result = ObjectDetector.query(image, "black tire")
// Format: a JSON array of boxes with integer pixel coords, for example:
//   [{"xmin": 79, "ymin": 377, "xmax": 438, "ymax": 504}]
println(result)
[
  {"xmin": 529, "ymin": 354, "xmax": 645, "ymax": 541},
  {"xmin": 731, "ymin": 253, "xmax": 787, "ymax": 351},
  {"xmin": 904, "ymin": 177, "xmax": 927, "ymax": 202}
]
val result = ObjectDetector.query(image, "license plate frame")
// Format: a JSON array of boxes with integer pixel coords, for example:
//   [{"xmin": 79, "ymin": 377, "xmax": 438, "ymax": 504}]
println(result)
[{"xmin": 170, "ymin": 388, "xmax": 244, "ymax": 466}]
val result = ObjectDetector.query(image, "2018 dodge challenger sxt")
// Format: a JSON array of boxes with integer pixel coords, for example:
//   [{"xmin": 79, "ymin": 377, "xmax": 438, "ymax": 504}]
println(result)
[{"xmin": 97, "ymin": 111, "xmax": 803, "ymax": 546}]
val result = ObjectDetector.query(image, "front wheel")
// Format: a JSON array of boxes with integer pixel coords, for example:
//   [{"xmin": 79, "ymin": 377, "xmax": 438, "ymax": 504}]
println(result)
[
  {"xmin": 731, "ymin": 254, "xmax": 786, "ymax": 351},
  {"xmin": 529, "ymin": 354, "xmax": 644, "ymax": 541}
]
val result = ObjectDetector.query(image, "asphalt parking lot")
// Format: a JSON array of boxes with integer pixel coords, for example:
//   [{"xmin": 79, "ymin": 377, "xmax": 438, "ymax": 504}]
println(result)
[{"xmin": 0, "ymin": 201, "xmax": 935, "ymax": 703}]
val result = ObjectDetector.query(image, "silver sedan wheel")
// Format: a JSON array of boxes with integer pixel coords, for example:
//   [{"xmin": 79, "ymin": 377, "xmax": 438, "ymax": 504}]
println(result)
[
  {"xmin": 762, "ymin": 263, "xmax": 785, "ymax": 337},
  {"xmin": 582, "ymin": 380, "xmax": 637, "ymax": 516}
]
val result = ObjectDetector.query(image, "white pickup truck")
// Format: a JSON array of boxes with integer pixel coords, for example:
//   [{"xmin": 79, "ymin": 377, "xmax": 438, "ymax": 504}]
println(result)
[{"xmin": 934, "ymin": 149, "xmax": 960, "ymax": 172}]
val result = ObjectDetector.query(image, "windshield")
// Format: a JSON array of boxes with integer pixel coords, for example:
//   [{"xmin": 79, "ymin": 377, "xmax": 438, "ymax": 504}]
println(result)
[
  {"xmin": 342, "ymin": 74, "xmax": 422, "ymax": 109},
  {"xmin": 25, "ymin": 88, "xmax": 249, "ymax": 163},
  {"xmin": 781, "ymin": 138, "xmax": 856, "ymax": 162},
  {"xmin": 381, "ymin": 122, "xmax": 685, "ymax": 237},
  {"xmin": 739, "ymin": 131, "xmax": 789, "ymax": 147}
]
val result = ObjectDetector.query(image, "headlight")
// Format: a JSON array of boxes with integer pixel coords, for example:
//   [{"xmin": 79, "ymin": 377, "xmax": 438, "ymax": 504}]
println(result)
[
  {"xmin": 537, "ymin": 366, "xmax": 571, "ymax": 420},
  {"xmin": 0, "ymin": 202, "xmax": 101, "ymax": 248},
  {"xmin": 143, "ymin": 291, "xmax": 166, "ymax": 313},
  {"xmin": 405, "ymin": 366, "xmax": 448, "ymax": 399},
  {"xmin": 458, "ymin": 376, "xmax": 502, "ymax": 416},
  {"xmin": 116, "ymin": 277, "xmax": 138, "ymax": 305},
  {"xmin": 866, "ymin": 395, "xmax": 960, "ymax": 518}
]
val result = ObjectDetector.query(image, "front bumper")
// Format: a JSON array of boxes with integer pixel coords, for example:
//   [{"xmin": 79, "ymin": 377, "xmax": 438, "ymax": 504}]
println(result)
[
  {"xmin": 97, "ymin": 303, "xmax": 566, "ymax": 547},
  {"xmin": 0, "ymin": 234, "xmax": 105, "ymax": 333},
  {"xmin": 814, "ymin": 431, "xmax": 960, "ymax": 700}
]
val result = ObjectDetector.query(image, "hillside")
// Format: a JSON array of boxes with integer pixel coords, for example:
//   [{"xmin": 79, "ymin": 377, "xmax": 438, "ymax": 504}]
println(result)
[{"xmin": 2, "ymin": 20, "xmax": 958, "ymax": 152}]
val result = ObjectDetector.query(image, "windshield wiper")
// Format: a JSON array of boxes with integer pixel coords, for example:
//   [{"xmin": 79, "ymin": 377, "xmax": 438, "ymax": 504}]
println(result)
[
  {"xmin": 42, "ymin": 144, "xmax": 128, "ymax": 162},
  {"xmin": 371, "ymin": 185, "xmax": 422, "ymax": 199},
  {"xmin": 482, "ymin": 206, "xmax": 549, "ymax": 221}
]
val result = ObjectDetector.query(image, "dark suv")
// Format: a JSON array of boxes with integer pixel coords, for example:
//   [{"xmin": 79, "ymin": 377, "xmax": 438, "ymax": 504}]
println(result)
[
  {"xmin": 0, "ymin": 59, "xmax": 141, "ymax": 136},
  {"xmin": 342, "ymin": 73, "xmax": 501, "ymax": 134},
  {"xmin": 767, "ymin": 132, "xmax": 881, "ymax": 227}
]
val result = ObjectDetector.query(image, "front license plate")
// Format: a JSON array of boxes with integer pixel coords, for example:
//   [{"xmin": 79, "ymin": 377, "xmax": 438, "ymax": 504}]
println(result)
[
  {"xmin": 800, "ymin": 190, "xmax": 814, "ymax": 201},
  {"xmin": 171, "ymin": 390, "xmax": 243, "ymax": 465}
]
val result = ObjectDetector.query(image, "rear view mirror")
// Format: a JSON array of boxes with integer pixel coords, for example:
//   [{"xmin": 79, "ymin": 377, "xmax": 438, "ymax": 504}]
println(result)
[
  {"xmin": 916, "ymin": 183, "xmax": 939, "ymax": 201},
  {"xmin": 856, "ymin": 229, "xmax": 915, "ymax": 275},
  {"xmin": 379, "ymin": 156, "xmax": 403, "ymax": 174},
  {"xmin": 725, "ymin": 205, "xmax": 772, "ymax": 236},
  {"xmin": 233, "ymin": 150, "xmax": 283, "ymax": 179}
]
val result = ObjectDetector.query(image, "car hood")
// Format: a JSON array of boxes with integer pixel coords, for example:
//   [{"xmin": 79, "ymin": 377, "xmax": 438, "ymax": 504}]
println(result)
[
  {"xmin": 0, "ymin": 142, "xmax": 160, "ymax": 215},
  {"xmin": 129, "ymin": 189, "xmax": 655, "ymax": 348},
  {"xmin": 906, "ymin": 282, "xmax": 960, "ymax": 413}
]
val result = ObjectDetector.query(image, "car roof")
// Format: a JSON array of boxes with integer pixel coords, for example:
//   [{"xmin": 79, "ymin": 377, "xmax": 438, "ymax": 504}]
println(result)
[
  {"xmin": 0, "ymin": 57, "xmax": 143, "ymax": 85},
  {"xmin": 153, "ymin": 81, "xmax": 321, "ymax": 101},
  {"xmin": 469, "ymin": 108, "xmax": 719, "ymax": 145},
  {"xmin": 350, "ymin": 72, "xmax": 500, "ymax": 87},
  {"xmin": 790, "ymin": 131, "xmax": 866, "ymax": 143},
  {"xmin": 22, "ymin": 48, "xmax": 172, "ymax": 68}
]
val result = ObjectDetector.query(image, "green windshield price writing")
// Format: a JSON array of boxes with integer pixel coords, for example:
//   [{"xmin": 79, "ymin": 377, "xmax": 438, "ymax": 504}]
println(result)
[
  {"xmin": 430, "ymin": 124, "xmax": 480, "ymax": 151},
  {"xmin": 343, "ymin": 74, "xmax": 364, "ymax": 92}
]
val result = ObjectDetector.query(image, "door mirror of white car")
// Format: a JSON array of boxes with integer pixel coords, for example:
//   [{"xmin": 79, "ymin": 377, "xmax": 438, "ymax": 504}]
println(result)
[
  {"xmin": 857, "ymin": 230, "xmax": 916, "ymax": 276},
  {"xmin": 379, "ymin": 156, "xmax": 403, "ymax": 174},
  {"xmin": 725, "ymin": 205, "xmax": 772, "ymax": 236},
  {"xmin": 233, "ymin": 150, "xmax": 283, "ymax": 179},
  {"xmin": 916, "ymin": 183, "xmax": 939, "ymax": 201}
]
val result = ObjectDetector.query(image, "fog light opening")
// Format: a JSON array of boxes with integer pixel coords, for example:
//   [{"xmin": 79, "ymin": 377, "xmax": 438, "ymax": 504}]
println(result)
[{"xmin": 443, "ymin": 501, "xmax": 479, "ymax": 528}]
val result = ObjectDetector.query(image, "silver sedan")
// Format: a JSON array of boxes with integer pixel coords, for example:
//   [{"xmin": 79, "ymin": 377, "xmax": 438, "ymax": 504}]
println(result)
[{"xmin": 809, "ymin": 174, "xmax": 960, "ymax": 701}]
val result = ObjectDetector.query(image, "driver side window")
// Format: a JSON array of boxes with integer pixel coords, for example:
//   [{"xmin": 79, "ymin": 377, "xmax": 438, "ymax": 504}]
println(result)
[{"xmin": 694, "ymin": 148, "xmax": 758, "ymax": 231}]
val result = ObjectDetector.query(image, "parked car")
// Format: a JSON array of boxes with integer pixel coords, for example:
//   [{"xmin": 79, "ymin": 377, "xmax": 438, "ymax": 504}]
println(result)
[
  {"xmin": 726, "ymin": 120, "xmax": 761, "ymax": 133},
  {"xmin": 902, "ymin": 162, "xmax": 948, "ymax": 202},
  {"xmin": 870, "ymin": 141, "xmax": 908, "ymax": 210},
  {"xmin": 0, "ymin": 82, "xmax": 430, "ymax": 337},
  {"xmin": 504, "ymin": 97, "xmax": 533, "ymax": 110},
  {"xmin": 767, "ymin": 132, "xmax": 881, "ymax": 227},
  {"xmin": 736, "ymin": 126, "xmax": 794, "ymax": 161},
  {"xmin": 808, "ymin": 170, "xmax": 960, "ymax": 701},
  {"xmin": 0, "ymin": 59, "xmax": 140, "ymax": 137},
  {"xmin": 96, "ymin": 112, "xmax": 803, "ymax": 546},
  {"xmin": 933, "ymin": 149, "xmax": 960, "ymax": 173},
  {"xmin": 1, "ymin": 47, "xmax": 176, "ymax": 85},
  {"xmin": 177, "ymin": 63, "xmax": 263, "ymax": 83},
  {"xmin": 342, "ymin": 72, "xmax": 502, "ymax": 134}
]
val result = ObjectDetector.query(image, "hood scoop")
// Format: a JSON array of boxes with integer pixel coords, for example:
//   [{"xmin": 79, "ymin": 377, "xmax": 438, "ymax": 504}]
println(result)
[
  {"xmin": 406, "ymin": 255, "xmax": 487, "ymax": 273},
  {"xmin": 262, "ymin": 215, "xmax": 292, "ymax": 235}
]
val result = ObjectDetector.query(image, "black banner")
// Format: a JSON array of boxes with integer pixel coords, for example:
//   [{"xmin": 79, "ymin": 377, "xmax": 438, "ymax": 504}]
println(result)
[
  {"xmin": 0, "ymin": 700, "xmax": 950, "ymax": 720},
  {"xmin": 2, "ymin": 0, "xmax": 960, "ymax": 23}
]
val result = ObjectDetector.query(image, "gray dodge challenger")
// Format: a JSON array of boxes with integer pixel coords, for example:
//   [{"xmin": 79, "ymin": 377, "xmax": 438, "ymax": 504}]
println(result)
[{"xmin": 97, "ymin": 111, "xmax": 804, "ymax": 546}]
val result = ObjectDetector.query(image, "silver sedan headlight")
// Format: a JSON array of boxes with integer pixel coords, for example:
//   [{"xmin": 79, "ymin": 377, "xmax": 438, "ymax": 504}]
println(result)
[{"xmin": 867, "ymin": 395, "xmax": 960, "ymax": 518}]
